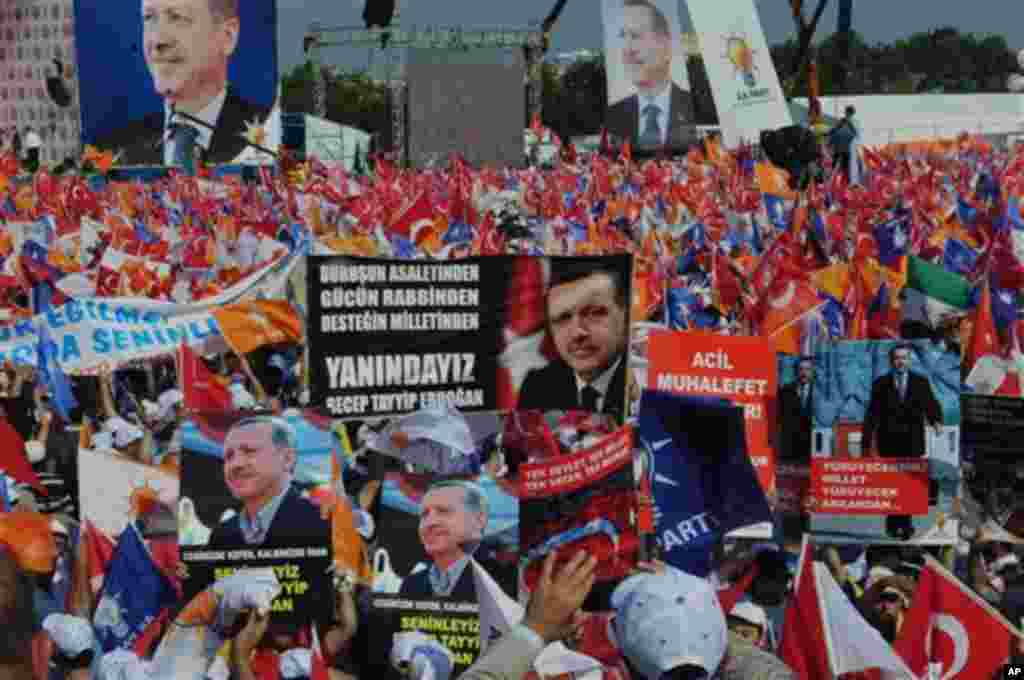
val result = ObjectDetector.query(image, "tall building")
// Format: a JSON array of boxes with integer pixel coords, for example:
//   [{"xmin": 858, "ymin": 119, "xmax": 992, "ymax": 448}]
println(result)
[{"xmin": 0, "ymin": 1, "xmax": 81, "ymax": 165}]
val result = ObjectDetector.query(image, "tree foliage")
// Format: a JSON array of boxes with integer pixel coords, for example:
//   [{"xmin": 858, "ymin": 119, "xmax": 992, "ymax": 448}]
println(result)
[{"xmin": 771, "ymin": 26, "xmax": 1017, "ymax": 95}]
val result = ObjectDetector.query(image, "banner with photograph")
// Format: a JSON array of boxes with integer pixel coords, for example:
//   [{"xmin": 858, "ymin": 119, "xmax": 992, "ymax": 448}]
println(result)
[
  {"xmin": 307, "ymin": 255, "xmax": 633, "ymax": 421},
  {"xmin": 687, "ymin": 0, "xmax": 793, "ymax": 147},
  {"xmin": 647, "ymin": 330, "xmax": 776, "ymax": 491},
  {"xmin": 781, "ymin": 340, "xmax": 961, "ymax": 544},
  {"xmin": 600, "ymin": 0, "xmax": 695, "ymax": 152},
  {"xmin": 178, "ymin": 411, "xmax": 333, "ymax": 626},
  {"xmin": 360, "ymin": 411, "xmax": 515, "ymax": 679},
  {"xmin": 809, "ymin": 458, "xmax": 929, "ymax": 515},
  {"xmin": 74, "ymin": 0, "xmax": 280, "ymax": 165}
]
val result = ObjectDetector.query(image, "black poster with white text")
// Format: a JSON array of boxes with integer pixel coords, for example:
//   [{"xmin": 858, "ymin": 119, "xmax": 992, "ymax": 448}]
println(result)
[{"xmin": 307, "ymin": 255, "xmax": 633, "ymax": 419}]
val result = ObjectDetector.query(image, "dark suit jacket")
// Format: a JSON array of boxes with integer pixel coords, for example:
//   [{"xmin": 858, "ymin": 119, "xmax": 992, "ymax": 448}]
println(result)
[
  {"xmin": 94, "ymin": 85, "xmax": 272, "ymax": 166},
  {"xmin": 398, "ymin": 555, "xmax": 516, "ymax": 601},
  {"xmin": 777, "ymin": 381, "xmax": 814, "ymax": 463},
  {"xmin": 517, "ymin": 357, "xmax": 627, "ymax": 421},
  {"xmin": 605, "ymin": 83, "xmax": 699, "ymax": 155},
  {"xmin": 208, "ymin": 486, "xmax": 329, "ymax": 548},
  {"xmin": 862, "ymin": 372, "xmax": 942, "ymax": 458}
]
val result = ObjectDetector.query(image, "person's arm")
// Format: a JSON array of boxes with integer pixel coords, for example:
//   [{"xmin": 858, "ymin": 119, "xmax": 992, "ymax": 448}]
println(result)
[
  {"xmin": 36, "ymin": 409, "xmax": 51, "ymax": 447},
  {"xmin": 324, "ymin": 584, "xmax": 359, "ymax": 662},
  {"xmin": 229, "ymin": 609, "xmax": 270, "ymax": 680},
  {"xmin": 236, "ymin": 352, "xmax": 268, "ymax": 404},
  {"xmin": 98, "ymin": 367, "xmax": 118, "ymax": 420},
  {"xmin": 460, "ymin": 551, "xmax": 597, "ymax": 680}
]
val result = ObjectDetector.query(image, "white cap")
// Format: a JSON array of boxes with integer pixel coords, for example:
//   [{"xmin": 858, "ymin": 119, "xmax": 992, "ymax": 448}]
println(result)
[
  {"xmin": 97, "ymin": 649, "xmax": 151, "ymax": 680},
  {"xmin": 279, "ymin": 648, "xmax": 313, "ymax": 679},
  {"xmin": 391, "ymin": 631, "xmax": 456, "ymax": 680},
  {"xmin": 104, "ymin": 416, "xmax": 144, "ymax": 448},
  {"xmin": 42, "ymin": 613, "xmax": 94, "ymax": 657},
  {"xmin": 729, "ymin": 601, "xmax": 768, "ymax": 630},
  {"xmin": 157, "ymin": 389, "xmax": 183, "ymax": 420},
  {"xmin": 611, "ymin": 567, "xmax": 728, "ymax": 679},
  {"xmin": 25, "ymin": 440, "xmax": 45, "ymax": 463},
  {"xmin": 141, "ymin": 400, "xmax": 160, "ymax": 420}
]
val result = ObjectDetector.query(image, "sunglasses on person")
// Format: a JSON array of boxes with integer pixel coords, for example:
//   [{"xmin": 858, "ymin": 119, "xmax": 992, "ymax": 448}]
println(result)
[{"xmin": 879, "ymin": 591, "xmax": 904, "ymax": 604}]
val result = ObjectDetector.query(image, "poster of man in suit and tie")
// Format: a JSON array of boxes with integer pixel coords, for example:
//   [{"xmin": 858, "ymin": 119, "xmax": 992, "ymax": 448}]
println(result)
[
  {"xmin": 786, "ymin": 341, "xmax": 962, "ymax": 545},
  {"xmin": 178, "ymin": 411, "xmax": 333, "ymax": 627},
  {"xmin": 601, "ymin": 0, "xmax": 699, "ymax": 155},
  {"xmin": 306, "ymin": 255, "xmax": 633, "ymax": 422},
  {"xmin": 74, "ymin": 0, "xmax": 279, "ymax": 167}
]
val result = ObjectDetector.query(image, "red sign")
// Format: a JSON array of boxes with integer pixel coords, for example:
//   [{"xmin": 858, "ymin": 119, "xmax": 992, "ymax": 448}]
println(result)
[
  {"xmin": 648, "ymin": 331, "xmax": 777, "ymax": 492},
  {"xmin": 809, "ymin": 457, "xmax": 928, "ymax": 515},
  {"xmin": 520, "ymin": 426, "xmax": 634, "ymax": 498}
]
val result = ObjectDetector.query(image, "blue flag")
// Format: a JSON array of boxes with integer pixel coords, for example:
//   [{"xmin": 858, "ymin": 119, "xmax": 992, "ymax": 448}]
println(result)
[
  {"xmin": 443, "ymin": 220, "xmax": 473, "ymax": 245},
  {"xmin": 93, "ymin": 522, "xmax": 177, "ymax": 653},
  {"xmin": 638, "ymin": 390, "xmax": 773, "ymax": 577},
  {"xmin": 36, "ymin": 323, "xmax": 78, "ymax": 422},
  {"xmin": 943, "ymin": 238, "xmax": 979, "ymax": 277},
  {"xmin": 873, "ymin": 215, "xmax": 910, "ymax": 267}
]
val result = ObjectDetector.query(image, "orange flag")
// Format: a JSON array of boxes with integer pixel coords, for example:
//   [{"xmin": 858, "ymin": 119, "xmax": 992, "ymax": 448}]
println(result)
[
  {"xmin": 331, "ymin": 430, "xmax": 372, "ymax": 586},
  {"xmin": 211, "ymin": 300, "xmax": 304, "ymax": 356}
]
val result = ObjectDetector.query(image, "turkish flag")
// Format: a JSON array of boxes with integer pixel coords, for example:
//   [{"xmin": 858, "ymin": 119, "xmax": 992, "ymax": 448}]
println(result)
[
  {"xmin": 179, "ymin": 343, "xmax": 232, "ymax": 413},
  {"xmin": 894, "ymin": 556, "xmax": 1015, "ymax": 679},
  {"xmin": 0, "ymin": 416, "xmax": 44, "ymax": 494}
]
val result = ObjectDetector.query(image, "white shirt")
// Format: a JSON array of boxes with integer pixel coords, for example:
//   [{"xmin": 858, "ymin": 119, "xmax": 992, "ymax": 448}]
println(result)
[
  {"xmin": 24, "ymin": 131, "xmax": 42, "ymax": 149},
  {"xmin": 637, "ymin": 83, "xmax": 672, "ymax": 146},
  {"xmin": 574, "ymin": 356, "xmax": 623, "ymax": 413},
  {"xmin": 163, "ymin": 88, "xmax": 228, "ymax": 166}
]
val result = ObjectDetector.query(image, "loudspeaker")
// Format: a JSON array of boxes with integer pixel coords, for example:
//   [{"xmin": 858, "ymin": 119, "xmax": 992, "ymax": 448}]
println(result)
[
  {"xmin": 760, "ymin": 125, "xmax": 821, "ymax": 188},
  {"xmin": 363, "ymin": 0, "xmax": 396, "ymax": 29}
]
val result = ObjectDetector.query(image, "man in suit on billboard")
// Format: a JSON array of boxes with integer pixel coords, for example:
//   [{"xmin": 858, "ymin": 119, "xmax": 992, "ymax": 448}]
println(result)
[
  {"xmin": 777, "ymin": 357, "xmax": 815, "ymax": 463},
  {"xmin": 399, "ymin": 480, "xmax": 514, "ymax": 600},
  {"xmin": 208, "ymin": 415, "xmax": 328, "ymax": 547},
  {"xmin": 862, "ymin": 344, "xmax": 943, "ymax": 540},
  {"xmin": 517, "ymin": 261, "xmax": 629, "ymax": 420},
  {"xmin": 605, "ymin": 0, "xmax": 698, "ymax": 155},
  {"xmin": 95, "ymin": 0, "xmax": 271, "ymax": 166}
]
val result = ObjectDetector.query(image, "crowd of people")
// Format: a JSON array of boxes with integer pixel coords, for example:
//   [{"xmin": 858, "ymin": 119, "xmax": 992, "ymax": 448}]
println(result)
[{"xmin": 1, "ymin": 126, "xmax": 1024, "ymax": 679}]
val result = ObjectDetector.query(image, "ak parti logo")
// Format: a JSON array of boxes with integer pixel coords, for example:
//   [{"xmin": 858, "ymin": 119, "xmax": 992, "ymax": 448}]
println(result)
[{"xmin": 724, "ymin": 33, "xmax": 758, "ymax": 87}]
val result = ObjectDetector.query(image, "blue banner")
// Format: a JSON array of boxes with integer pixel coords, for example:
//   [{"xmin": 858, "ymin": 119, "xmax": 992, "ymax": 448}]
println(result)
[{"xmin": 638, "ymin": 390, "xmax": 773, "ymax": 577}]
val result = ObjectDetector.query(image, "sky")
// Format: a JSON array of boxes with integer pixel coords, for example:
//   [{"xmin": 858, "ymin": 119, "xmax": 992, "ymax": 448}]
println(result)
[{"xmin": 274, "ymin": 0, "xmax": 1024, "ymax": 75}]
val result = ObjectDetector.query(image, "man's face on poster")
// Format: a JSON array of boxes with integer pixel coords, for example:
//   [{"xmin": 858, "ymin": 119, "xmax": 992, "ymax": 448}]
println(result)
[
  {"xmin": 223, "ymin": 422, "xmax": 295, "ymax": 507},
  {"xmin": 142, "ymin": 0, "xmax": 239, "ymax": 107},
  {"xmin": 890, "ymin": 348, "xmax": 911, "ymax": 373},
  {"xmin": 620, "ymin": 4, "xmax": 672, "ymax": 92},
  {"xmin": 418, "ymin": 486, "xmax": 485, "ymax": 564},
  {"xmin": 798, "ymin": 360, "xmax": 814, "ymax": 385},
  {"xmin": 548, "ymin": 272, "xmax": 628, "ymax": 382}
]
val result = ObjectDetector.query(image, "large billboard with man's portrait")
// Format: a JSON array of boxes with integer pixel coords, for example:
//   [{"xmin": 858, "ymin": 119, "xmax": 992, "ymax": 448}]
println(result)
[
  {"xmin": 601, "ymin": 0, "xmax": 695, "ymax": 154},
  {"xmin": 73, "ymin": 0, "xmax": 279, "ymax": 166}
]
